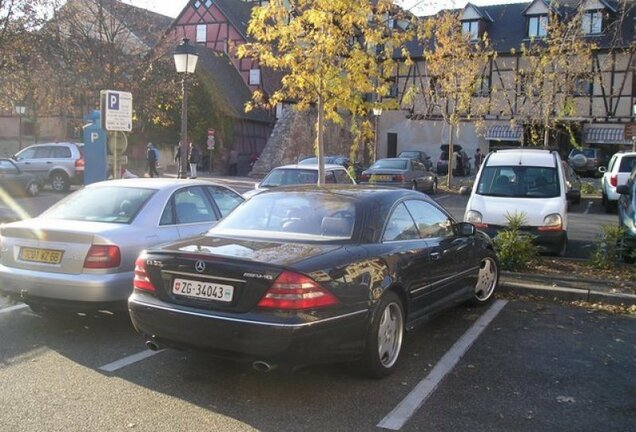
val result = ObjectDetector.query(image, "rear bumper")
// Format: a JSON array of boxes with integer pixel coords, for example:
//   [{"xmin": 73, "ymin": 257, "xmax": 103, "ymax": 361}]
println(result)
[
  {"xmin": 0, "ymin": 264, "xmax": 134, "ymax": 303},
  {"xmin": 128, "ymin": 293, "xmax": 370, "ymax": 365},
  {"xmin": 480, "ymin": 225, "xmax": 567, "ymax": 254}
]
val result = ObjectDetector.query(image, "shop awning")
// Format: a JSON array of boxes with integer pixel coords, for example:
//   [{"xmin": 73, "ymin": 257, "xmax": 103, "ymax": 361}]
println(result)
[
  {"xmin": 584, "ymin": 127, "xmax": 631, "ymax": 145},
  {"xmin": 485, "ymin": 125, "xmax": 523, "ymax": 141}
]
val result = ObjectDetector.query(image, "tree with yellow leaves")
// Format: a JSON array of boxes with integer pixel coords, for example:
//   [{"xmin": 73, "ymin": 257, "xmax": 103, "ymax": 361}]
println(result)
[{"xmin": 238, "ymin": 0, "xmax": 413, "ymax": 184}]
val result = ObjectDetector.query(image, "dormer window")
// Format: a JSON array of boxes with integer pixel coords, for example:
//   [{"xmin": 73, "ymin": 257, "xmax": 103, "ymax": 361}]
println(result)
[
  {"xmin": 462, "ymin": 20, "xmax": 480, "ymax": 40},
  {"xmin": 582, "ymin": 10, "xmax": 603, "ymax": 34},
  {"xmin": 528, "ymin": 14, "xmax": 548, "ymax": 38}
]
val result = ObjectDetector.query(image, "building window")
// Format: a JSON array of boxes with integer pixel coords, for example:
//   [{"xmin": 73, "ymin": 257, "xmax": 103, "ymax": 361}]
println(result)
[
  {"xmin": 196, "ymin": 24, "xmax": 207, "ymax": 43},
  {"xmin": 582, "ymin": 10, "xmax": 603, "ymax": 35},
  {"xmin": 249, "ymin": 69, "xmax": 261, "ymax": 85},
  {"xmin": 475, "ymin": 76, "xmax": 491, "ymax": 96},
  {"xmin": 528, "ymin": 15, "xmax": 548, "ymax": 38},
  {"xmin": 462, "ymin": 20, "xmax": 479, "ymax": 40},
  {"xmin": 194, "ymin": 0, "xmax": 201, "ymax": 8},
  {"xmin": 574, "ymin": 78, "xmax": 593, "ymax": 96}
]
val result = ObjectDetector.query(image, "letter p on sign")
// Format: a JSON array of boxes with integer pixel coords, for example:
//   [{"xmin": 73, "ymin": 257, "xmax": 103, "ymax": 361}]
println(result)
[{"xmin": 108, "ymin": 93, "xmax": 120, "ymax": 110}]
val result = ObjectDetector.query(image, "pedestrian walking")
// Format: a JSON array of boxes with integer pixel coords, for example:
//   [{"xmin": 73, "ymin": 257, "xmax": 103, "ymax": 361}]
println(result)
[
  {"xmin": 188, "ymin": 142, "xmax": 200, "ymax": 178},
  {"xmin": 147, "ymin": 142, "xmax": 159, "ymax": 178},
  {"xmin": 474, "ymin": 148, "xmax": 485, "ymax": 171},
  {"xmin": 229, "ymin": 148, "xmax": 239, "ymax": 176}
]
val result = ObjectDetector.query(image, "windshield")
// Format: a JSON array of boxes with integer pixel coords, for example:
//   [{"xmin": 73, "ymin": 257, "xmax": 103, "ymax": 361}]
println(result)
[
  {"xmin": 260, "ymin": 168, "xmax": 319, "ymax": 187},
  {"xmin": 476, "ymin": 166, "xmax": 560, "ymax": 198},
  {"xmin": 42, "ymin": 186, "xmax": 155, "ymax": 224},
  {"xmin": 370, "ymin": 160, "xmax": 407, "ymax": 170},
  {"xmin": 210, "ymin": 191, "xmax": 356, "ymax": 241}
]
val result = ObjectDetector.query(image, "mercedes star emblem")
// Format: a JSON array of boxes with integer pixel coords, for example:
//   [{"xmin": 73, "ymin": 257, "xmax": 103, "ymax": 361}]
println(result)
[{"xmin": 195, "ymin": 260, "xmax": 206, "ymax": 273}]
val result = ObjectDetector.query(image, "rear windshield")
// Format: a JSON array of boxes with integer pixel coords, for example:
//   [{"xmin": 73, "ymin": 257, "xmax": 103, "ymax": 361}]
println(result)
[
  {"xmin": 42, "ymin": 186, "xmax": 155, "ymax": 224},
  {"xmin": 618, "ymin": 156, "xmax": 636, "ymax": 173},
  {"xmin": 476, "ymin": 166, "xmax": 560, "ymax": 198},
  {"xmin": 211, "ymin": 191, "xmax": 356, "ymax": 241},
  {"xmin": 260, "ymin": 168, "xmax": 318, "ymax": 187},
  {"xmin": 370, "ymin": 160, "xmax": 407, "ymax": 170},
  {"xmin": 571, "ymin": 149, "xmax": 597, "ymax": 158}
]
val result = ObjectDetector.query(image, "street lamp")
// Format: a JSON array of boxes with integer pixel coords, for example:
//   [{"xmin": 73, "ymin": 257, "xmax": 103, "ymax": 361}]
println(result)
[
  {"xmin": 372, "ymin": 107, "xmax": 383, "ymax": 163},
  {"xmin": 173, "ymin": 38, "xmax": 199, "ymax": 178},
  {"xmin": 15, "ymin": 104, "xmax": 26, "ymax": 150}
]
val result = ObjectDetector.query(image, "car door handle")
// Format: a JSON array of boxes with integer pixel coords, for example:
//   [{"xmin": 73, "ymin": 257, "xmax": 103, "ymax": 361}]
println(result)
[{"xmin": 46, "ymin": 161, "xmax": 53, "ymax": 164}]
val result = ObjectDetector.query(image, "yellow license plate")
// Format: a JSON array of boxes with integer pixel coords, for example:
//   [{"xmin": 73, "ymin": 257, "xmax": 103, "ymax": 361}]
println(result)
[
  {"xmin": 371, "ymin": 175, "xmax": 391, "ymax": 181},
  {"xmin": 19, "ymin": 247, "xmax": 64, "ymax": 264}
]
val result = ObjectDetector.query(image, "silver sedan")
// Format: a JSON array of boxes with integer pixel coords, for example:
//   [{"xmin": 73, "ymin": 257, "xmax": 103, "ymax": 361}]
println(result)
[
  {"xmin": 359, "ymin": 157, "xmax": 438, "ymax": 194},
  {"xmin": 0, "ymin": 178, "xmax": 243, "ymax": 313}
]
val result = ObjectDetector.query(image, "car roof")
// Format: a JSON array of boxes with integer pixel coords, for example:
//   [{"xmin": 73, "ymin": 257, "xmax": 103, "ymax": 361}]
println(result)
[
  {"xmin": 275, "ymin": 164, "xmax": 346, "ymax": 170},
  {"xmin": 22, "ymin": 142, "xmax": 82, "ymax": 147},
  {"xmin": 256, "ymin": 184, "xmax": 427, "ymax": 199},
  {"xmin": 486, "ymin": 149, "xmax": 558, "ymax": 168},
  {"xmin": 83, "ymin": 178, "xmax": 234, "ymax": 191}
]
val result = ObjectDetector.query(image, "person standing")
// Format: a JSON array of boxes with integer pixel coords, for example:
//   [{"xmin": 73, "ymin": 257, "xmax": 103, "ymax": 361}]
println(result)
[
  {"xmin": 474, "ymin": 148, "xmax": 485, "ymax": 171},
  {"xmin": 147, "ymin": 142, "xmax": 159, "ymax": 178},
  {"xmin": 188, "ymin": 142, "xmax": 200, "ymax": 178},
  {"xmin": 229, "ymin": 148, "xmax": 239, "ymax": 176},
  {"xmin": 174, "ymin": 143, "xmax": 182, "ymax": 175}
]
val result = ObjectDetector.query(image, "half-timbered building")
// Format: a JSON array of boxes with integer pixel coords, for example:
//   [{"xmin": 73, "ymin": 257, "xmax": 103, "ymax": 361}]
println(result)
[{"xmin": 379, "ymin": 0, "xmax": 635, "ymax": 164}]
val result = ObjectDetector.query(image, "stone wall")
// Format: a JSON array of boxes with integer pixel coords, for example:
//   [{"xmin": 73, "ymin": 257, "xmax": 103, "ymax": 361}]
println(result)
[{"xmin": 249, "ymin": 107, "xmax": 355, "ymax": 177}]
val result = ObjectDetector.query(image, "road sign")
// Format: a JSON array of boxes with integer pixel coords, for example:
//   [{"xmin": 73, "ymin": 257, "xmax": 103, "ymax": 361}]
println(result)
[
  {"xmin": 207, "ymin": 129, "xmax": 215, "ymax": 150},
  {"xmin": 100, "ymin": 90, "xmax": 133, "ymax": 132},
  {"xmin": 107, "ymin": 131, "xmax": 128, "ymax": 154}
]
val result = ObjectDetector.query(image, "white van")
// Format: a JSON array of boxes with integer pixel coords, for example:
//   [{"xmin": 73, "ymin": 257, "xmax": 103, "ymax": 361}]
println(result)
[{"xmin": 464, "ymin": 148, "xmax": 569, "ymax": 255}]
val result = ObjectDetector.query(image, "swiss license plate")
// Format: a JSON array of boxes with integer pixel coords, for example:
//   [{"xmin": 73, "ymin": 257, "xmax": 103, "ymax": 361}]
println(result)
[
  {"xmin": 19, "ymin": 247, "xmax": 63, "ymax": 264},
  {"xmin": 371, "ymin": 175, "xmax": 391, "ymax": 182},
  {"xmin": 172, "ymin": 278, "xmax": 234, "ymax": 303}
]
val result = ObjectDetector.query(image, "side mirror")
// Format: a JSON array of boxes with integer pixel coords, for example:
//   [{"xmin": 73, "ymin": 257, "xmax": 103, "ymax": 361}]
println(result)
[
  {"xmin": 616, "ymin": 185, "xmax": 629, "ymax": 195},
  {"xmin": 598, "ymin": 166, "xmax": 607, "ymax": 174},
  {"xmin": 456, "ymin": 222, "xmax": 476, "ymax": 236}
]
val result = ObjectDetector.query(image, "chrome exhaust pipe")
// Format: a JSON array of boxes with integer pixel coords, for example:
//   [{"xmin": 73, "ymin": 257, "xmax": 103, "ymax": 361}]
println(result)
[
  {"xmin": 252, "ymin": 360, "xmax": 274, "ymax": 373},
  {"xmin": 145, "ymin": 340, "xmax": 161, "ymax": 351}
]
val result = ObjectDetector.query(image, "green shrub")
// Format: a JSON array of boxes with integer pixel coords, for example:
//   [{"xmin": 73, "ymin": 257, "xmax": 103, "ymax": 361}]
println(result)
[
  {"xmin": 493, "ymin": 212, "xmax": 539, "ymax": 272},
  {"xmin": 580, "ymin": 181, "xmax": 599, "ymax": 196},
  {"xmin": 589, "ymin": 225, "xmax": 627, "ymax": 269}
]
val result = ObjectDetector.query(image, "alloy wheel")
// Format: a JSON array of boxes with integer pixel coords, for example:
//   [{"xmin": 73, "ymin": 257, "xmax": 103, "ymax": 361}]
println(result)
[
  {"xmin": 377, "ymin": 302, "xmax": 404, "ymax": 368},
  {"xmin": 474, "ymin": 256, "xmax": 498, "ymax": 302}
]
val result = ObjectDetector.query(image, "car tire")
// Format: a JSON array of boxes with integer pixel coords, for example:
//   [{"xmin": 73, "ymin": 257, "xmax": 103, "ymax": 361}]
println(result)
[
  {"xmin": 411, "ymin": 181, "xmax": 418, "ymax": 191},
  {"xmin": 557, "ymin": 236, "xmax": 568, "ymax": 257},
  {"xmin": 469, "ymin": 254, "xmax": 499, "ymax": 306},
  {"xmin": 604, "ymin": 197, "xmax": 614, "ymax": 213},
  {"xmin": 50, "ymin": 172, "xmax": 70, "ymax": 193},
  {"xmin": 26, "ymin": 181, "xmax": 40, "ymax": 197},
  {"xmin": 356, "ymin": 291, "xmax": 404, "ymax": 379},
  {"xmin": 429, "ymin": 179, "xmax": 438, "ymax": 195}
]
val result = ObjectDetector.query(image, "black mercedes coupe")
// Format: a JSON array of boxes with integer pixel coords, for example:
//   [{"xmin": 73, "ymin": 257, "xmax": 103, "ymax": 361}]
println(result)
[{"xmin": 129, "ymin": 185, "xmax": 499, "ymax": 378}]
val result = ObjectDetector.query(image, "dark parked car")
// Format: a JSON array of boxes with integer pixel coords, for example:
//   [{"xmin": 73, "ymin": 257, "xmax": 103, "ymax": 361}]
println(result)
[
  {"xmin": 397, "ymin": 150, "xmax": 433, "ymax": 171},
  {"xmin": 616, "ymin": 165, "xmax": 636, "ymax": 261},
  {"xmin": 567, "ymin": 147, "xmax": 607, "ymax": 177},
  {"xmin": 359, "ymin": 157, "xmax": 437, "ymax": 194},
  {"xmin": 129, "ymin": 186, "xmax": 499, "ymax": 377},
  {"xmin": 0, "ymin": 158, "xmax": 41, "ymax": 197},
  {"xmin": 562, "ymin": 161, "xmax": 581, "ymax": 208},
  {"xmin": 436, "ymin": 145, "xmax": 470, "ymax": 176}
]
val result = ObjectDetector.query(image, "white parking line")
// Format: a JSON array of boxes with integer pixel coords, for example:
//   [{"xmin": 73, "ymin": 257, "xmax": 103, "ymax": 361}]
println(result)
[
  {"xmin": 0, "ymin": 304, "xmax": 29, "ymax": 314},
  {"xmin": 584, "ymin": 201, "xmax": 592, "ymax": 214},
  {"xmin": 377, "ymin": 300, "xmax": 508, "ymax": 430},
  {"xmin": 432, "ymin": 194, "xmax": 451, "ymax": 201},
  {"xmin": 98, "ymin": 349, "xmax": 164, "ymax": 372}
]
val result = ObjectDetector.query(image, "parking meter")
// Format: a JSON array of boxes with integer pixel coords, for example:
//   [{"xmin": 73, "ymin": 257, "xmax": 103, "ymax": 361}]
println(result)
[{"xmin": 83, "ymin": 110, "xmax": 108, "ymax": 185}]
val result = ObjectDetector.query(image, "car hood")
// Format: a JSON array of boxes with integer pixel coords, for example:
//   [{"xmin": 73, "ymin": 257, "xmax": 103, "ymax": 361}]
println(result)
[
  {"xmin": 156, "ymin": 235, "xmax": 344, "ymax": 267},
  {"xmin": 466, "ymin": 194, "xmax": 567, "ymax": 227}
]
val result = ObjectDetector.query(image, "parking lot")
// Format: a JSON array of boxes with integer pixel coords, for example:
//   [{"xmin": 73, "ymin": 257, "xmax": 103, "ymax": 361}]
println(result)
[
  {"xmin": 1, "ymin": 298, "xmax": 634, "ymax": 431},
  {"xmin": 0, "ymin": 178, "xmax": 633, "ymax": 431}
]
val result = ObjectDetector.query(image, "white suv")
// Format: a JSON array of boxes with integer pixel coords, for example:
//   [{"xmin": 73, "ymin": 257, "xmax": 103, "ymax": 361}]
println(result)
[{"xmin": 599, "ymin": 151, "xmax": 636, "ymax": 213}]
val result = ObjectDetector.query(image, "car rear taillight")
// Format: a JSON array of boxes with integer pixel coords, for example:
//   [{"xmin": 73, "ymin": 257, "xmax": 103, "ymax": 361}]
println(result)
[
  {"xmin": 133, "ymin": 255, "xmax": 155, "ymax": 293},
  {"xmin": 83, "ymin": 245, "xmax": 121, "ymax": 269},
  {"xmin": 257, "ymin": 271, "xmax": 339, "ymax": 310},
  {"xmin": 75, "ymin": 157, "xmax": 85, "ymax": 172},
  {"xmin": 610, "ymin": 174, "xmax": 618, "ymax": 188},
  {"xmin": 393, "ymin": 175, "xmax": 404, "ymax": 182},
  {"xmin": 359, "ymin": 173, "xmax": 370, "ymax": 182}
]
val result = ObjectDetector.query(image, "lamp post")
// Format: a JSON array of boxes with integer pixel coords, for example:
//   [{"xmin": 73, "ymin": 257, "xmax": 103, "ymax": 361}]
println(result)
[
  {"xmin": 372, "ymin": 107, "xmax": 383, "ymax": 163},
  {"xmin": 173, "ymin": 38, "xmax": 199, "ymax": 179},
  {"xmin": 15, "ymin": 104, "xmax": 26, "ymax": 150}
]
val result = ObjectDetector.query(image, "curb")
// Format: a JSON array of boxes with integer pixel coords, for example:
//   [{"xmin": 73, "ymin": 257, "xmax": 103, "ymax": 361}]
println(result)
[{"xmin": 500, "ymin": 276, "xmax": 636, "ymax": 306}]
